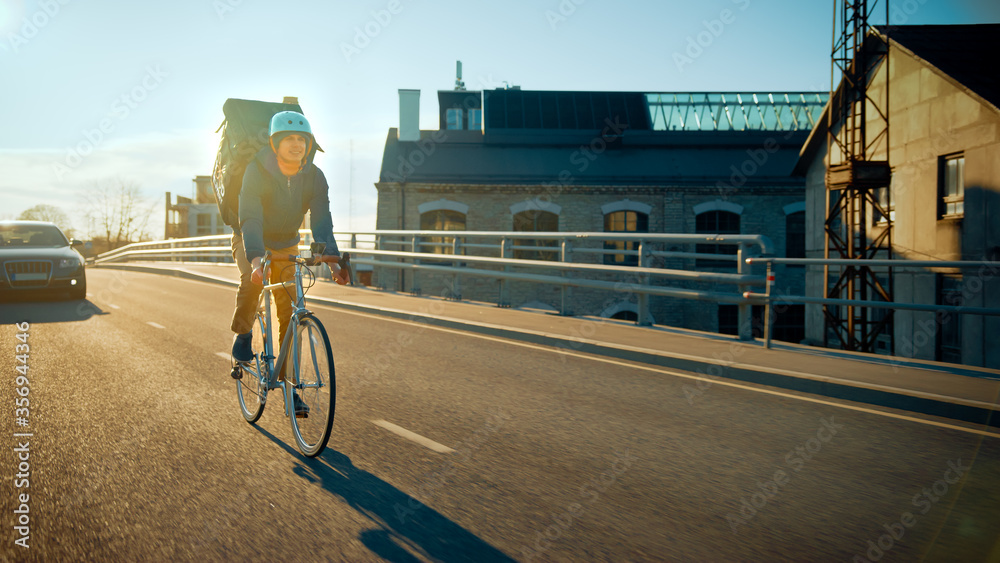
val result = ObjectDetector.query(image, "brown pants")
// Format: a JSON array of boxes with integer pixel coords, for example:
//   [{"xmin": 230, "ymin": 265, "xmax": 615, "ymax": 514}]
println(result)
[{"xmin": 231, "ymin": 232, "xmax": 299, "ymax": 377}]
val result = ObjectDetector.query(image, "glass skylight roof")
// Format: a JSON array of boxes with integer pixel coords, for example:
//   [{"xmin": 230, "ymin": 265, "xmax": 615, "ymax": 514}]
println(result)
[{"xmin": 646, "ymin": 92, "xmax": 828, "ymax": 132}]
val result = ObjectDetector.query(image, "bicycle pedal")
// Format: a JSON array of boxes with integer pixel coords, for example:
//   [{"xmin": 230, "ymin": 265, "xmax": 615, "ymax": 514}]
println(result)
[{"xmin": 230, "ymin": 366, "xmax": 243, "ymax": 380}]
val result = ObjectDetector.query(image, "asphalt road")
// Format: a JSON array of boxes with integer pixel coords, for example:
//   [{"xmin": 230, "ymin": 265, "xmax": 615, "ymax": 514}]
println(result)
[{"xmin": 1, "ymin": 268, "xmax": 999, "ymax": 562}]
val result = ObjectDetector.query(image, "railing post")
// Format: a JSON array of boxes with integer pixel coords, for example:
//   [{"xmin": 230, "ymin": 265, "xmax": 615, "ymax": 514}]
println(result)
[
  {"xmin": 410, "ymin": 235, "xmax": 421, "ymax": 296},
  {"xmin": 374, "ymin": 234, "xmax": 386, "ymax": 291},
  {"xmin": 764, "ymin": 262, "xmax": 774, "ymax": 349},
  {"xmin": 450, "ymin": 236, "xmax": 463, "ymax": 301},
  {"xmin": 737, "ymin": 243, "xmax": 753, "ymax": 341},
  {"xmin": 498, "ymin": 237, "xmax": 511, "ymax": 308},
  {"xmin": 560, "ymin": 238, "xmax": 574, "ymax": 316},
  {"xmin": 637, "ymin": 240, "xmax": 652, "ymax": 326}
]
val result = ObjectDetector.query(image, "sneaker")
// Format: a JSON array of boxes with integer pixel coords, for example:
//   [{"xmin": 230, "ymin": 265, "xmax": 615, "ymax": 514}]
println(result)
[
  {"xmin": 232, "ymin": 332, "xmax": 254, "ymax": 363},
  {"xmin": 292, "ymin": 392, "xmax": 310, "ymax": 418}
]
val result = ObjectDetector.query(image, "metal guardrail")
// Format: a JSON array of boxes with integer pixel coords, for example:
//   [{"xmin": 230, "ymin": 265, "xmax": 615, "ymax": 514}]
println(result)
[
  {"xmin": 92, "ymin": 233, "xmax": 998, "ymax": 349},
  {"xmin": 92, "ymin": 230, "xmax": 773, "ymax": 339},
  {"xmin": 743, "ymin": 257, "xmax": 1000, "ymax": 349}
]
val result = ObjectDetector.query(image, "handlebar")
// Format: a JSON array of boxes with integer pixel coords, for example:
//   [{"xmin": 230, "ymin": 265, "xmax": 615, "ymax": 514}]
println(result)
[
  {"xmin": 259, "ymin": 251, "xmax": 353, "ymax": 286},
  {"xmin": 264, "ymin": 252, "xmax": 346, "ymax": 267}
]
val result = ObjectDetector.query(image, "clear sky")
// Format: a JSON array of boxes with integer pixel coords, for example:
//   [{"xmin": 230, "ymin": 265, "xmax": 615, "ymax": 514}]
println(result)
[{"xmin": 2, "ymin": 0, "xmax": 998, "ymax": 238}]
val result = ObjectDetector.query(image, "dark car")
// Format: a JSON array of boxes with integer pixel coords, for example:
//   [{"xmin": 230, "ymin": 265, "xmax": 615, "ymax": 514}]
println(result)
[{"xmin": 0, "ymin": 221, "xmax": 87, "ymax": 300}]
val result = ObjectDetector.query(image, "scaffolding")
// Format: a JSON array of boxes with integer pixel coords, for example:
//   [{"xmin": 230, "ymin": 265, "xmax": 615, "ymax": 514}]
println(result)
[{"xmin": 824, "ymin": 0, "xmax": 894, "ymax": 353}]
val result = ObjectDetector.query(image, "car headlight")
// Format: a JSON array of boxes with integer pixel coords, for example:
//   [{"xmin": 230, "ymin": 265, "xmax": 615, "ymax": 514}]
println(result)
[{"xmin": 59, "ymin": 258, "xmax": 80, "ymax": 269}]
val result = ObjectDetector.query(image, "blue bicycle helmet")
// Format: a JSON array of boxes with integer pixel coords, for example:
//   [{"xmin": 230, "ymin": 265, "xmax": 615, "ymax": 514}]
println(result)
[{"xmin": 269, "ymin": 111, "xmax": 314, "ymax": 154}]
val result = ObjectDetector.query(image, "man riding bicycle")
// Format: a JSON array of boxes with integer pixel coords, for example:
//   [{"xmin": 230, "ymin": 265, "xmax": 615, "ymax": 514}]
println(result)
[{"xmin": 230, "ymin": 110, "xmax": 348, "ymax": 416}]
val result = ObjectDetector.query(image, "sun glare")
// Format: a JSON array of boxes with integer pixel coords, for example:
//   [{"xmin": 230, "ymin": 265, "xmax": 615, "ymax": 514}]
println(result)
[{"xmin": 0, "ymin": 1, "xmax": 26, "ymax": 35}]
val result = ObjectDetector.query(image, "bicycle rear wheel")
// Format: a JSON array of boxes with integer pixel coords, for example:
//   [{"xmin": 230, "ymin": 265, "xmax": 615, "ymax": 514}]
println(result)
[
  {"xmin": 236, "ymin": 312, "xmax": 268, "ymax": 423},
  {"xmin": 288, "ymin": 313, "xmax": 335, "ymax": 457}
]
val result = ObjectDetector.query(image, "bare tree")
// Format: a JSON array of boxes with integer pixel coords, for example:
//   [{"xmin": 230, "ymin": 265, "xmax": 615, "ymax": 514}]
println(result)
[
  {"xmin": 83, "ymin": 177, "xmax": 156, "ymax": 250},
  {"xmin": 18, "ymin": 204, "xmax": 75, "ymax": 238}
]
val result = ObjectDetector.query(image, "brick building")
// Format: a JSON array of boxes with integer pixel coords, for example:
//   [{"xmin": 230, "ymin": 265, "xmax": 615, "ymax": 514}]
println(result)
[{"xmin": 375, "ymin": 86, "xmax": 827, "ymax": 340}]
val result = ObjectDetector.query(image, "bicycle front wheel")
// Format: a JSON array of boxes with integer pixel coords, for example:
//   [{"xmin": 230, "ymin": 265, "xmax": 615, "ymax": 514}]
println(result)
[
  {"xmin": 236, "ymin": 312, "xmax": 268, "ymax": 423},
  {"xmin": 288, "ymin": 313, "xmax": 335, "ymax": 457}
]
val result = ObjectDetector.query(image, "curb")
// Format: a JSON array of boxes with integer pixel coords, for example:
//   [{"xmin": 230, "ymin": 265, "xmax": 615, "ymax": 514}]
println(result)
[{"xmin": 94, "ymin": 263, "xmax": 1000, "ymax": 429}]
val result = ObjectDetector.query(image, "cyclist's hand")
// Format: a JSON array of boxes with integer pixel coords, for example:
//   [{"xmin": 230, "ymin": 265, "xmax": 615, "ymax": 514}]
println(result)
[
  {"xmin": 329, "ymin": 262, "xmax": 350, "ymax": 285},
  {"xmin": 250, "ymin": 257, "xmax": 265, "ymax": 285}
]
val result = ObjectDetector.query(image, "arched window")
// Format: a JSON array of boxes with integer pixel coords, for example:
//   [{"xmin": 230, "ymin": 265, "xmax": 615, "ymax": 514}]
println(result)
[
  {"xmin": 695, "ymin": 210, "xmax": 741, "ymax": 268},
  {"xmin": 513, "ymin": 210, "xmax": 559, "ymax": 260},
  {"xmin": 602, "ymin": 200, "xmax": 651, "ymax": 266},
  {"xmin": 420, "ymin": 204, "xmax": 467, "ymax": 255}
]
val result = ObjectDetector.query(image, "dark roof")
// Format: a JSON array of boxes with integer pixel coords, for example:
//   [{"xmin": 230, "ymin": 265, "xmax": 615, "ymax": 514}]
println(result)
[
  {"xmin": 484, "ymin": 89, "xmax": 652, "ymax": 131},
  {"xmin": 378, "ymin": 128, "xmax": 809, "ymax": 186},
  {"xmin": 879, "ymin": 24, "xmax": 1000, "ymax": 111}
]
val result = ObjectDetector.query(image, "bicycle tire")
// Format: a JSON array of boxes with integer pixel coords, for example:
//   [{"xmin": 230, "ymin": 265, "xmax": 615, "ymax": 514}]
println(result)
[
  {"xmin": 236, "ymin": 312, "xmax": 268, "ymax": 423},
  {"xmin": 288, "ymin": 313, "xmax": 336, "ymax": 457}
]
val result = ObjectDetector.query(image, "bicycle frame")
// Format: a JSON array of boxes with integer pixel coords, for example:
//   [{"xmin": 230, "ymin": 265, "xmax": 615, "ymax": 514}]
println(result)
[{"xmin": 252, "ymin": 253, "xmax": 314, "ymax": 419}]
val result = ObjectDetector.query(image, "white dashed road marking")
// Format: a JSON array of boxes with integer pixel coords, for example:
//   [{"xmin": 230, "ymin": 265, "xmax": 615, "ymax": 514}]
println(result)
[
  {"xmin": 372, "ymin": 420, "xmax": 456, "ymax": 454},
  {"xmin": 147, "ymin": 321, "xmax": 165, "ymax": 329},
  {"xmin": 216, "ymin": 352, "xmax": 232, "ymax": 361}
]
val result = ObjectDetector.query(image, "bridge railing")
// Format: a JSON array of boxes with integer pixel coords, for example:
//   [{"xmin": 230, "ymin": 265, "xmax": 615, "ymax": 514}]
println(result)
[
  {"xmin": 92, "ymin": 230, "xmax": 774, "ymax": 339},
  {"xmin": 744, "ymin": 257, "xmax": 1000, "ymax": 349}
]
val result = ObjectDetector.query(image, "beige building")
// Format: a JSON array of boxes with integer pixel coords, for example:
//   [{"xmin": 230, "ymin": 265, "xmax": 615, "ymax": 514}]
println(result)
[
  {"xmin": 165, "ymin": 175, "xmax": 230, "ymax": 239},
  {"xmin": 796, "ymin": 24, "xmax": 1000, "ymax": 367}
]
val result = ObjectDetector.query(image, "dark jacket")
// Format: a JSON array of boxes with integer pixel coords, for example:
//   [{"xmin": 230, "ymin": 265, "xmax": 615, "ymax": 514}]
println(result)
[{"xmin": 238, "ymin": 147, "xmax": 340, "ymax": 262}]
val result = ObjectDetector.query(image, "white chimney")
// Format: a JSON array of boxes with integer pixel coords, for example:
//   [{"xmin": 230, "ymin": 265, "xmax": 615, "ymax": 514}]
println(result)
[{"xmin": 398, "ymin": 89, "xmax": 420, "ymax": 142}]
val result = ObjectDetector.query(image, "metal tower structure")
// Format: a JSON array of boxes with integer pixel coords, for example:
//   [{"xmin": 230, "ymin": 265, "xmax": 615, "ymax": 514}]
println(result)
[{"xmin": 824, "ymin": 0, "xmax": 894, "ymax": 352}]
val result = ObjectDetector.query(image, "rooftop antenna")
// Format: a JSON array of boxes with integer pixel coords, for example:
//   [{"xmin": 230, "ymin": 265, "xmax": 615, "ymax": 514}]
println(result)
[{"xmin": 455, "ymin": 60, "xmax": 465, "ymax": 91}]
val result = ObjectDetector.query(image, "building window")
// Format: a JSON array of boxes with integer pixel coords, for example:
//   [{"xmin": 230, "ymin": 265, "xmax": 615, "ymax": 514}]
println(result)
[
  {"xmin": 875, "ymin": 176, "xmax": 895, "ymax": 224},
  {"xmin": 937, "ymin": 274, "xmax": 963, "ymax": 363},
  {"xmin": 772, "ymin": 304, "xmax": 805, "ymax": 344},
  {"xmin": 513, "ymin": 210, "xmax": 558, "ymax": 261},
  {"xmin": 468, "ymin": 109, "xmax": 482, "ymax": 130},
  {"xmin": 786, "ymin": 211, "xmax": 805, "ymax": 260},
  {"xmin": 939, "ymin": 154, "xmax": 964, "ymax": 218},
  {"xmin": 604, "ymin": 210, "xmax": 648, "ymax": 265},
  {"xmin": 446, "ymin": 108, "xmax": 463, "ymax": 130},
  {"xmin": 420, "ymin": 209, "xmax": 466, "ymax": 254},
  {"xmin": 696, "ymin": 210, "xmax": 740, "ymax": 268},
  {"xmin": 718, "ymin": 304, "xmax": 764, "ymax": 338},
  {"xmin": 196, "ymin": 214, "xmax": 212, "ymax": 236}
]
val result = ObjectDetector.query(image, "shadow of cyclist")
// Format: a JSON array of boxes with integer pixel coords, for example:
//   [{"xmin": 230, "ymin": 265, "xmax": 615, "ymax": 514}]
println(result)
[{"xmin": 252, "ymin": 427, "xmax": 516, "ymax": 563}]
